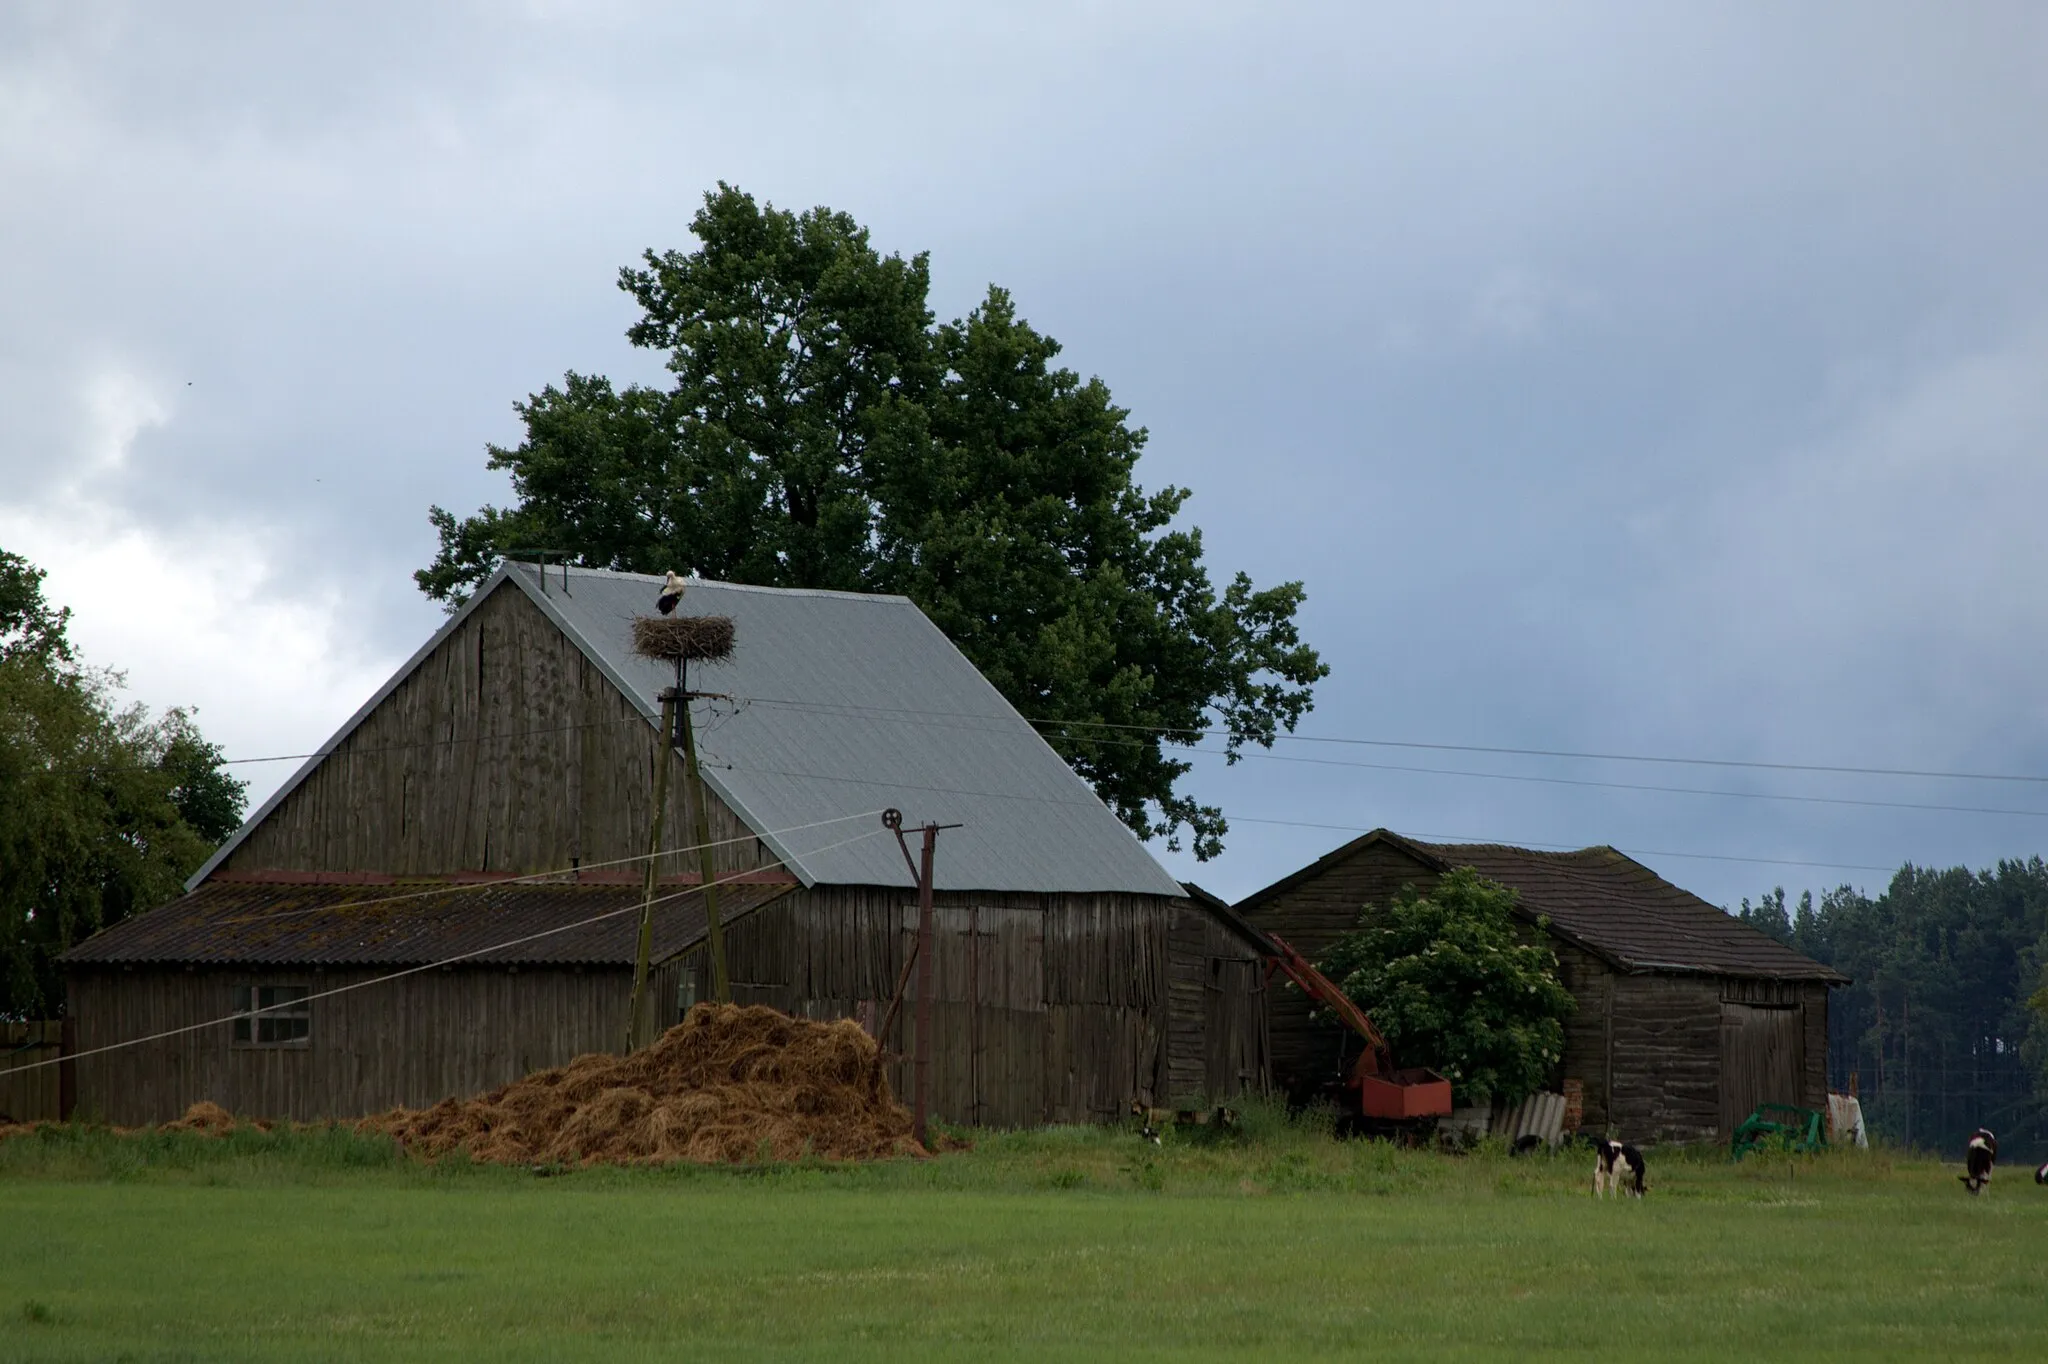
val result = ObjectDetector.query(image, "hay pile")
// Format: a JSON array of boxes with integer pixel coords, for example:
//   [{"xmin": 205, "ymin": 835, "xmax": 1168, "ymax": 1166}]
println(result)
[
  {"xmin": 159, "ymin": 1100, "xmax": 237, "ymax": 1134},
  {"xmin": 631, "ymin": 614, "xmax": 735, "ymax": 663},
  {"xmin": 359, "ymin": 1003, "xmax": 915, "ymax": 1165}
]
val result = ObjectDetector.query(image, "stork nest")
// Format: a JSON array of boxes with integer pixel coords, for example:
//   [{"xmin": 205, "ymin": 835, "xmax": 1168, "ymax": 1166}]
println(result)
[{"xmin": 632, "ymin": 614, "xmax": 736, "ymax": 663}]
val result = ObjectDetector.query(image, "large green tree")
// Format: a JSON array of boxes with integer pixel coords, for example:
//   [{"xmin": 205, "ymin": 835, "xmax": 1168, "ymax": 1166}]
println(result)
[
  {"xmin": 418, "ymin": 184, "xmax": 1326, "ymax": 857},
  {"xmin": 0, "ymin": 550, "xmax": 247, "ymax": 1017}
]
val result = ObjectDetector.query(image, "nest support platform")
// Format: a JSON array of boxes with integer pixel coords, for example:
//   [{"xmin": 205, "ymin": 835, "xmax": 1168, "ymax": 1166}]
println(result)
[{"xmin": 632, "ymin": 614, "xmax": 736, "ymax": 664}]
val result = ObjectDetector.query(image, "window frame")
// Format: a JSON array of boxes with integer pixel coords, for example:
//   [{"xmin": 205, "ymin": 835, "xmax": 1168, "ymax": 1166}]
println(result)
[{"xmin": 230, "ymin": 982, "xmax": 314, "ymax": 1049}]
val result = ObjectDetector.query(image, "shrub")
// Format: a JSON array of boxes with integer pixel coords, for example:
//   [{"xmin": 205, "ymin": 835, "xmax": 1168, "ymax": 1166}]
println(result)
[{"xmin": 1317, "ymin": 867, "xmax": 1575, "ymax": 1107}]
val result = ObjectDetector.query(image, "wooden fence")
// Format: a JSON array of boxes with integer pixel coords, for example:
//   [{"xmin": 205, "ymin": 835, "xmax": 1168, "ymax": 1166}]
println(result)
[{"xmin": 1, "ymin": 1020, "xmax": 66, "ymax": 1123}]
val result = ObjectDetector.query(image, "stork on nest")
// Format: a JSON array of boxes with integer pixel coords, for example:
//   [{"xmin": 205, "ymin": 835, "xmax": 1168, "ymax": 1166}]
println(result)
[{"xmin": 632, "ymin": 614, "xmax": 736, "ymax": 664}]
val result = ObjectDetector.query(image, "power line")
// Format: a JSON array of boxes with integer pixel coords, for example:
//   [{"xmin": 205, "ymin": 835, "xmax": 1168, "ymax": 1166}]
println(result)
[
  {"xmin": 1225, "ymin": 816, "xmax": 1900, "ymax": 875},
  {"xmin": 690, "ymin": 752, "xmax": 1907, "ymax": 876},
  {"xmin": 733, "ymin": 695, "xmax": 2048, "ymax": 787},
  {"xmin": 11, "ymin": 824, "xmax": 891, "ymax": 1075},
  {"xmin": 192, "ymin": 693, "xmax": 2048, "ymax": 789},
  {"xmin": 737, "ymin": 698, "xmax": 2048, "ymax": 820},
  {"xmin": 214, "ymin": 810, "xmax": 884, "ymax": 925}
]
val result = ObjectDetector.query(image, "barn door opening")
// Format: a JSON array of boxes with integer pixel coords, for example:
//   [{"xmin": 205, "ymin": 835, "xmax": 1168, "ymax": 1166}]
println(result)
[
  {"xmin": 1719, "ymin": 1002, "xmax": 1805, "ymax": 1137},
  {"xmin": 898, "ymin": 905, "xmax": 1046, "ymax": 1129}
]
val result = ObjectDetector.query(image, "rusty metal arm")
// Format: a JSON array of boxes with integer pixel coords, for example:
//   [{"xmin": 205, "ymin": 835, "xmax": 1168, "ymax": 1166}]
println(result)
[{"xmin": 1262, "ymin": 932, "xmax": 1392, "ymax": 1079}]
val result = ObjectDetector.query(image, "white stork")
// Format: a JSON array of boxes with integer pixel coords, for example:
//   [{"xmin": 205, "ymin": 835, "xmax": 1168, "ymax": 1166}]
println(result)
[{"xmin": 656, "ymin": 571, "xmax": 687, "ymax": 615}]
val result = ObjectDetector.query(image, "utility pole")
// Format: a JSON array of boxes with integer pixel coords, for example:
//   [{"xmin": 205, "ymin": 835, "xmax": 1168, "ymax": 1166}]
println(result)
[
  {"xmin": 626, "ymin": 688, "xmax": 677, "ymax": 1051},
  {"xmin": 883, "ymin": 809, "xmax": 961, "ymax": 1149},
  {"xmin": 676, "ymin": 668, "xmax": 730, "ymax": 1004},
  {"xmin": 624, "ymin": 608, "xmax": 738, "ymax": 1041}
]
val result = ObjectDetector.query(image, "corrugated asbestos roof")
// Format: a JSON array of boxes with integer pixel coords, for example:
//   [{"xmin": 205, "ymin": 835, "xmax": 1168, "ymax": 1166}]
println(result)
[
  {"xmin": 189, "ymin": 562, "xmax": 1184, "ymax": 898},
  {"xmin": 1239, "ymin": 829, "xmax": 1845, "ymax": 982},
  {"xmin": 65, "ymin": 880, "xmax": 792, "ymax": 968}
]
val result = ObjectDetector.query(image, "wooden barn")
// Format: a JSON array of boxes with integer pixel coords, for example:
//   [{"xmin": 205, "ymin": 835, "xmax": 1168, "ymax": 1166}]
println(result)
[
  {"xmin": 1236, "ymin": 829, "xmax": 1845, "ymax": 1143},
  {"xmin": 64, "ymin": 564, "xmax": 1269, "ymax": 1127}
]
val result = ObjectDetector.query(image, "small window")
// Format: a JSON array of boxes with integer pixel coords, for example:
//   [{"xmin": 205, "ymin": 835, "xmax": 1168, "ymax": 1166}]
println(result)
[{"xmin": 232, "ymin": 984, "xmax": 311, "ymax": 1047}]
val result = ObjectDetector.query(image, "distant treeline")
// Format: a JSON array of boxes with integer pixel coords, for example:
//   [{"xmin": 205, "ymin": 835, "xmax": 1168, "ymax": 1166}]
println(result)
[{"xmin": 1737, "ymin": 858, "xmax": 2048, "ymax": 1158}]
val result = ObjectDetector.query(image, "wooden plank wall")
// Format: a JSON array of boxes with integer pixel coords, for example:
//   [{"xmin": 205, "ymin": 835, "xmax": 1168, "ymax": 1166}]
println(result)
[
  {"xmin": 1608, "ymin": 973, "xmax": 1722, "ymax": 1142},
  {"xmin": 67, "ymin": 965, "xmax": 651, "ymax": 1125},
  {"xmin": 222, "ymin": 583, "xmax": 769, "ymax": 880},
  {"xmin": 1717, "ymin": 977, "xmax": 1831, "ymax": 1115},
  {"xmin": 0, "ymin": 1021, "xmax": 62, "ymax": 1123},
  {"xmin": 1162, "ymin": 905, "xmax": 1269, "ymax": 1106},
  {"xmin": 1239, "ymin": 841, "xmax": 1442, "ymax": 1100},
  {"xmin": 1551, "ymin": 943, "xmax": 1615, "ymax": 1132},
  {"xmin": 672, "ymin": 888, "xmax": 1180, "ymax": 1127}
]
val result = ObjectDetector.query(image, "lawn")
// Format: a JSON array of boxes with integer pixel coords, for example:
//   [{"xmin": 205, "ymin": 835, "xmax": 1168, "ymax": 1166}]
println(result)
[{"xmin": 3, "ymin": 1117, "xmax": 2045, "ymax": 1363}]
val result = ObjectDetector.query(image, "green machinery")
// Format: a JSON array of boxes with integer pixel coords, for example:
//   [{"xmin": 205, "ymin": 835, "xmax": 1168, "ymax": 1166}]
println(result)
[{"xmin": 1730, "ymin": 1103, "xmax": 1828, "ymax": 1160}]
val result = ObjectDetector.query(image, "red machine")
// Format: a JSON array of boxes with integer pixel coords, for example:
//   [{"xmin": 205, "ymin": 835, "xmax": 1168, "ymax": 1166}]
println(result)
[{"xmin": 1260, "ymin": 931, "xmax": 1453, "ymax": 1130}]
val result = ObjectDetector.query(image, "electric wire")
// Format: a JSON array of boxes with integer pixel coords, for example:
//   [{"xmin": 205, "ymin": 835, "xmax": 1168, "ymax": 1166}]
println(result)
[
  {"xmin": 1224, "ymin": 816, "xmax": 1901, "ymax": 875},
  {"xmin": 724, "ymin": 699, "xmax": 2048, "ymax": 820},
  {"xmin": 686, "ymin": 752, "xmax": 1911, "ymax": 876},
  {"xmin": 186, "ymin": 694, "xmax": 2048, "ymax": 789},
  {"xmin": 730, "ymin": 694, "xmax": 2048, "ymax": 787},
  {"xmin": 212, "ymin": 809, "xmax": 885, "ymax": 924},
  {"xmin": 9, "ymin": 824, "xmax": 891, "ymax": 1075}
]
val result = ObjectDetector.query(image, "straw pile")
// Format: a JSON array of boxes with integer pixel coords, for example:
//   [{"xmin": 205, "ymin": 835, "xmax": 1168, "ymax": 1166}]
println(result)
[
  {"xmin": 631, "ymin": 614, "xmax": 735, "ymax": 663},
  {"xmin": 358, "ymin": 1003, "xmax": 915, "ymax": 1165},
  {"xmin": 160, "ymin": 1100, "xmax": 238, "ymax": 1134}
]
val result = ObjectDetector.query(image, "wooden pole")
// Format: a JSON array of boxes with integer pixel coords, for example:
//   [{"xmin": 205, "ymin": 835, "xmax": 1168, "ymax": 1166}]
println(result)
[
  {"xmin": 913, "ymin": 823, "xmax": 936, "ymax": 1149},
  {"xmin": 678, "ymin": 684, "xmax": 731, "ymax": 1004},
  {"xmin": 625, "ymin": 690, "xmax": 676, "ymax": 1051}
]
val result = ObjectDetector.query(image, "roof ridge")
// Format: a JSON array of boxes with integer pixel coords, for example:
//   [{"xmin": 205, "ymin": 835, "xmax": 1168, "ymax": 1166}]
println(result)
[{"xmin": 520, "ymin": 562, "xmax": 915, "ymax": 605}]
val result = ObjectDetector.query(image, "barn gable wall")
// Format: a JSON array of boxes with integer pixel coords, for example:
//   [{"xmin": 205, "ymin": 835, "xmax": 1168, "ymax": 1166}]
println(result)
[
  {"xmin": 220, "ymin": 583, "xmax": 767, "ymax": 880},
  {"xmin": 1238, "ymin": 839, "xmax": 1443, "ymax": 1099},
  {"xmin": 1241, "ymin": 837, "xmax": 1835, "ymax": 1142}
]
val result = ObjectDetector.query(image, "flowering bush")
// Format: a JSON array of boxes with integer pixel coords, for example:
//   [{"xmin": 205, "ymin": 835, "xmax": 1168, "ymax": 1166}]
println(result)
[{"xmin": 1317, "ymin": 867, "xmax": 1575, "ymax": 1107}]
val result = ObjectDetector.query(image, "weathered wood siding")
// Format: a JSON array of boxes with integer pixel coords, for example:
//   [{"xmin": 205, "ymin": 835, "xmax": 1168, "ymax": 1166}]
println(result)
[
  {"xmin": 1606, "ymin": 972, "xmax": 1722, "ymax": 1142},
  {"xmin": 1551, "ymin": 943, "xmax": 1615, "ymax": 1131},
  {"xmin": 1162, "ymin": 905, "xmax": 1269, "ymax": 1106},
  {"xmin": 1239, "ymin": 840, "xmax": 1442, "ymax": 1100},
  {"xmin": 1715, "ymin": 976, "xmax": 1830, "ymax": 1136},
  {"xmin": 668, "ymin": 887, "xmax": 1186, "ymax": 1127},
  {"xmin": 220, "ymin": 583, "xmax": 768, "ymax": 880},
  {"xmin": 66, "ymin": 963, "xmax": 678, "ymax": 1125},
  {"xmin": 1242, "ymin": 839, "xmax": 1838, "ymax": 1141},
  {"xmin": 0, "ymin": 1021, "xmax": 64, "ymax": 1123}
]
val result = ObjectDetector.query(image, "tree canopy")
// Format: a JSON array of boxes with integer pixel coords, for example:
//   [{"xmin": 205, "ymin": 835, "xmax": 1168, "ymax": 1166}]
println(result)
[
  {"xmin": 1317, "ymin": 868, "xmax": 1576, "ymax": 1107},
  {"xmin": 0, "ymin": 549, "xmax": 247, "ymax": 1018},
  {"xmin": 1739, "ymin": 860, "xmax": 2048, "ymax": 1156},
  {"xmin": 418, "ymin": 184, "xmax": 1326, "ymax": 858}
]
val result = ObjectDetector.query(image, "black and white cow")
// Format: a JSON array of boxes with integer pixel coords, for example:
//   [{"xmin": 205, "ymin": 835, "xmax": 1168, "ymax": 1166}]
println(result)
[
  {"xmin": 1961, "ymin": 1128, "xmax": 1997, "ymax": 1195},
  {"xmin": 1592, "ymin": 1138, "xmax": 1646, "ymax": 1198}
]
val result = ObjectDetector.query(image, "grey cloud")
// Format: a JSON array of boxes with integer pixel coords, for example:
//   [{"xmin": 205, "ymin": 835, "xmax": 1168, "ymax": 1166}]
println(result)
[{"xmin": 4, "ymin": 1, "xmax": 2046, "ymax": 905}]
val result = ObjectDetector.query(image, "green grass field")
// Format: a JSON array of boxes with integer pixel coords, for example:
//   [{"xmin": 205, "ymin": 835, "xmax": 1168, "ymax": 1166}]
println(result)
[{"xmin": 4, "ymin": 1113, "xmax": 2045, "ymax": 1363}]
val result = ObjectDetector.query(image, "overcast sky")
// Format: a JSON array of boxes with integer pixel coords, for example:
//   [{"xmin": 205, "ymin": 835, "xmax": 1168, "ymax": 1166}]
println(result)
[{"xmin": 5, "ymin": 1, "xmax": 2047, "ymax": 908}]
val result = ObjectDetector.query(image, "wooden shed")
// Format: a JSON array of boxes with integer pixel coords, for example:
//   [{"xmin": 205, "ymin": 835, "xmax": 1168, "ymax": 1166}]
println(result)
[
  {"xmin": 1236, "ymin": 829, "xmax": 1845, "ymax": 1143},
  {"xmin": 65, "ymin": 564, "xmax": 1266, "ymax": 1127}
]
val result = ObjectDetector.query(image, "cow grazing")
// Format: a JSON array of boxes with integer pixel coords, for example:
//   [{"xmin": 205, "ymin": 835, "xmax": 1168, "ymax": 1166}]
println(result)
[
  {"xmin": 1961, "ymin": 1129, "xmax": 1997, "ymax": 1194},
  {"xmin": 1592, "ymin": 1138, "xmax": 1646, "ymax": 1198}
]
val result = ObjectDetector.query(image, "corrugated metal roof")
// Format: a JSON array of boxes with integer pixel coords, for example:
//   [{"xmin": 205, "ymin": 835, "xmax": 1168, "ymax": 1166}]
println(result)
[
  {"xmin": 66, "ymin": 880, "xmax": 791, "ymax": 967},
  {"xmin": 191, "ymin": 562, "xmax": 1184, "ymax": 898},
  {"xmin": 520, "ymin": 564, "xmax": 1185, "ymax": 896},
  {"xmin": 1239, "ymin": 828, "xmax": 1846, "ymax": 983}
]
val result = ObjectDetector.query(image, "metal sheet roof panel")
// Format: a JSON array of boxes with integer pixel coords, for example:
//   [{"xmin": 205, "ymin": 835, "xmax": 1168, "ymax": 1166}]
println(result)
[{"xmin": 518, "ymin": 564, "xmax": 1185, "ymax": 896}]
